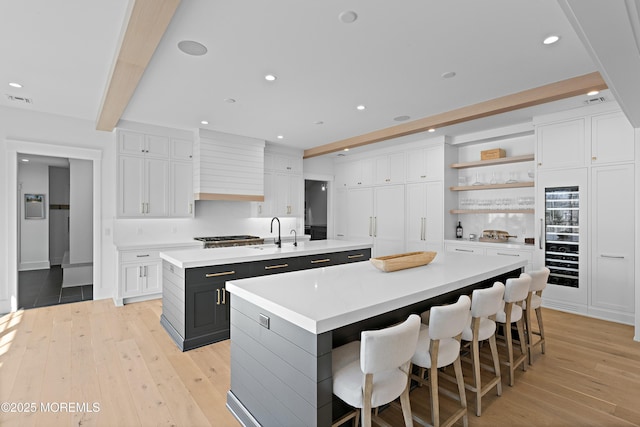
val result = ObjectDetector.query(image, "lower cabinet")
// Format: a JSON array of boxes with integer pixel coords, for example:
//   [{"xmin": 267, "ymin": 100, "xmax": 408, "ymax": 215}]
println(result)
[
  {"xmin": 445, "ymin": 241, "xmax": 533, "ymax": 272},
  {"xmin": 161, "ymin": 248, "xmax": 372, "ymax": 351}
]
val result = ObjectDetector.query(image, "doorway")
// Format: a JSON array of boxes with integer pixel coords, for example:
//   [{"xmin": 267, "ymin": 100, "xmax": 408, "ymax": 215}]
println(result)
[
  {"xmin": 6, "ymin": 140, "xmax": 102, "ymax": 314},
  {"xmin": 17, "ymin": 154, "xmax": 94, "ymax": 309},
  {"xmin": 304, "ymin": 179, "xmax": 328, "ymax": 240}
]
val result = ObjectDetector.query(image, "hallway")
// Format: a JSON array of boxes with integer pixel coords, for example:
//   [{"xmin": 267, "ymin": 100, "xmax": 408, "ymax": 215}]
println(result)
[{"xmin": 18, "ymin": 266, "xmax": 92, "ymax": 309}]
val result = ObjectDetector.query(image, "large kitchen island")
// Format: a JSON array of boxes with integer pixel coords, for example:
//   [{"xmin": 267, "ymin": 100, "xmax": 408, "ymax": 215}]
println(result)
[{"xmin": 225, "ymin": 251, "xmax": 527, "ymax": 427}]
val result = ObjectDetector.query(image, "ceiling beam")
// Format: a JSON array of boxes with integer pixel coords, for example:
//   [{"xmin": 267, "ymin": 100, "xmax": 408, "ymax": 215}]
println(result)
[
  {"xmin": 96, "ymin": 0, "xmax": 181, "ymax": 132},
  {"xmin": 303, "ymin": 71, "xmax": 607, "ymax": 159}
]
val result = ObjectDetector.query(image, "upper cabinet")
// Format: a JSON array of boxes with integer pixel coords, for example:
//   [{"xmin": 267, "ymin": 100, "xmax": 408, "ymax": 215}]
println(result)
[
  {"xmin": 255, "ymin": 147, "xmax": 303, "ymax": 218},
  {"xmin": 345, "ymin": 158, "xmax": 374, "ymax": 187},
  {"xmin": 536, "ymin": 118, "xmax": 587, "ymax": 170},
  {"xmin": 591, "ymin": 111, "xmax": 635, "ymax": 164},
  {"xmin": 535, "ymin": 107, "xmax": 636, "ymax": 171},
  {"xmin": 406, "ymin": 144, "xmax": 444, "ymax": 182},
  {"xmin": 117, "ymin": 129, "xmax": 193, "ymax": 218},
  {"xmin": 374, "ymin": 152, "xmax": 405, "ymax": 184}
]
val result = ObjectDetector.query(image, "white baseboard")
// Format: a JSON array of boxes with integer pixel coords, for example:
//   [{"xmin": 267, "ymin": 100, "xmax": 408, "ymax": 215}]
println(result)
[{"xmin": 543, "ymin": 298, "xmax": 634, "ymax": 325}]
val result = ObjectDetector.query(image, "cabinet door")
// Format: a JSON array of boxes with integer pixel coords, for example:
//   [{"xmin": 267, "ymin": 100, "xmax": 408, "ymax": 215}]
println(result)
[
  {"xmin": 424, "ymin": 181, "xmax": 444, "ymax": 251},
  {"xmin": 405, "ymin": 183, "xmax": 427, "ymax": 251},
  {"xmin": 374, "ymin": 153, "xmax": 404, "ymax": 184},
  {"xmin": 275, "ymin": 173, "xmax": 301, "ymax": 216},
  {"xmin": 171, "ymin": 138, "xmax": 193, "ymax": 160},
  {"xmin": 146, "ymin": 158, "xmax": 170, "ymax": 217},
  {"xmin": 406, "ymin": 145, "xmax": 444, "ymax": 182},
  {"xmin": 536, "ymin": 118, "xmax": 586, "ymax": 170},
  {"xmin": 347, "ymin": 159, "xmax": 374, "ymax": 186},
  {"xmin": 256, "ymin": 171, "xmax": 275, "ymax": 217},
  {"xmin": 591, "ymin": 164, "xmax": 634, "ymax": 314},
  {"xmin": 142, "ymin": 261, "xmax": 162, "ymax": 294},
  {"xmin": 591, "ymin": 111, "xmax": 635, "ymax": 164},
  {"xmin": 406, "ymin": 148, "xmax": 427, "ymax": 182},
  {"xmin": 334, "ymin": 188, "xmax": 348, "ymax": 239},
  {"xmin": 288, "ymin": 174, "xmax": 303, "ymax": 216},
  {"xmin": 144, "ymin": 135, "xmax": 170, "ymax": 158},
  {"xmin": 347, "ymin": 187, "xmax": 374, "ymax": 242},
  {"xmin": 119, "ymin": 155, "xmax": 145, "ymax": 217},
  {"xmin": 335, "ymin": 162, "xmax": 349, "ymax": 188},
  {"xmin": 119, "ymin": 131, "xmax": 145, "ymax": 155},
  {"xmin": 122, "ymin": 264, "xmax": 143, "ymax": 297},
  {"xmin": 170, "ymin": 161, "xmax": 193, "ymax": 217},
  {"xmin": 373, "ymin": 185, "xmax": 405, "ymax": 257}
]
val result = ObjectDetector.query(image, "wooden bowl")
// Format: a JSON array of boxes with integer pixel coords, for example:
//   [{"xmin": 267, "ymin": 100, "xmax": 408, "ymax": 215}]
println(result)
[{"xmin": 370, "ymin": 251, "xmax": 437, "ymax": 272}]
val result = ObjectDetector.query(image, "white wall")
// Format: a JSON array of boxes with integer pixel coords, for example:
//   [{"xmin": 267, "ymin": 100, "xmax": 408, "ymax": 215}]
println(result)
[
  {"xmin": 69, "ymin": 159, "xmax": 93, "ymax": 264},
  {"xmin": 0, "ymin": 106, "xmax": 115, "ymax": 313},
  {"xmin": 17, "ymin": 162, "xmax": 49, "ymax": 270}
]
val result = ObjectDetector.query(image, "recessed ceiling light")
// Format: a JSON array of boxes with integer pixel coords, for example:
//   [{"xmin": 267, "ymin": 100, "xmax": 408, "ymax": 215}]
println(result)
[
  {"xmin": 20, "ymin": 158, "xmax": 29, "ymax": 162},
  {"xmin": 338, "ymin": 10, "xmax": 358, "ymax": 24},
  {"xmin": 9, "ymin": 82, "xmax": 22, "ymax": 88},
  {"xmin": 428, "ymin": 128, "xmax": 436, "ymax": 133},
  {"xmin": 587, "ymin": 90, "xmax": 600, "ymax": 96},
  {"xmin": 224, "ymin": 98, "xmax": 236, "ymax": 103},
  {"xmin": 200, "ymin": 120, "xmax": 209, "ymax": 125},
  {"xmin": 543, "ymin": 35, "xmax": 560, "ymax": 45},
  {"xmin": 177, "ymin": 40, "xmax": 208, "ymax": 56},
  {"xmin": 343, "ymin": 148, "xmax": 350, "ymax": 151},
  {"xmin": 277, "ymin": 135, "xmax": 284, "ymax": 139},
  {"xmin": 394, "ymin": 115, "xmax": 411, "ymax": 122},
  {"xmin": 264, "ymin": 74, "xmax": 277, "ymax": 81},
  {"xmin": 441, "ymin": 71, "xmax": 456, "ymax": 79},
  {"xmin": 314, "ymin": 121, "xmax": 324, "ymax": 125},
  {"xmin": 356, "ymin": 105, "xmax": 366, "ymax": 111}
]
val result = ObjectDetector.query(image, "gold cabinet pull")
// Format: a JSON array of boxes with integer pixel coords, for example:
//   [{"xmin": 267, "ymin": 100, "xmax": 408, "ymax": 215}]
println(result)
[
  {"xmin": 347, "ymin": 254, "xmax": 363, "ymax": 259},
  {"xmin": 216, "ymin": 288, "xmax": 220, "ymax": 305},
  {"xmin": 206, "ymin": 270, "xmax": 235, "ymax": 278},
  {"xmin": 222, "ymin": 288, "xmax": 226, "ymax": 304},
  {"xmin": 264, "ymin": 264, "xmax": 289, "ymax": 270},
  {"xmin": 311, "ymin": 258, "xmax": 331, "ymax": 264}
]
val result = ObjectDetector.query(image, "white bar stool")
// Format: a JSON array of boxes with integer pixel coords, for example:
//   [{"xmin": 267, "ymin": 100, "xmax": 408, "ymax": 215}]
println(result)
[
  {"xmin": 461, "ymin": 282, "xmax": 505, "ymax": 416},
  {"xmin": 331, "ymin": 314, "xmax": 421, "ymax": 427},
  {"xmin": 496, "ymin": 274, "xmax": 531, "ymax": 386},
  {"xmin": 523, "ymin": 267, "xmax": 550, "ymax": 364},
  {"xmin": 411, "ymin": 295, "xmax": 471, "ymax": 427}
]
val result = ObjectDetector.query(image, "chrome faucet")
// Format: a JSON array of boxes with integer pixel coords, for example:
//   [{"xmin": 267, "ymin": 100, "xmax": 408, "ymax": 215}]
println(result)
[
  {"xmin": 290, "ymin": 229, "xmax": 297, "ymax": 246},
  {"xmin": 270, "ymin": 217, "xmax": 281, "ymax": 248}
]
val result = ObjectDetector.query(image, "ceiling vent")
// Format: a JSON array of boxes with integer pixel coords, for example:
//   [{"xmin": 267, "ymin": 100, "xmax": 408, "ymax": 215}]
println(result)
[
  {"xmin": 6, "ymin": 94, "xmax": 33, "ymax": 104},
  {"xmin": 583, "ymin": 96, "xmax": 606, "ymax": 105}
]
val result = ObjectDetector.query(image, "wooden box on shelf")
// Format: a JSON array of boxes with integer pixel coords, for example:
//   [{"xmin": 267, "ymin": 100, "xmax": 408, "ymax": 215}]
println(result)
[
  {"xmin": 370, "ymin": 251, "xmax": 437, "ymax": 272},
  {"xmin": 480, "ymin": 148, "xmax": 506, "ymax": 160}
]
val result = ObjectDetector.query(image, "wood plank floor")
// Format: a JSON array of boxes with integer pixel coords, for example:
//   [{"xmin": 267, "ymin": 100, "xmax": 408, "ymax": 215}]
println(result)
[{"xmin": 1, "ymin": 299, "xmax": 639, "ymax": 426}]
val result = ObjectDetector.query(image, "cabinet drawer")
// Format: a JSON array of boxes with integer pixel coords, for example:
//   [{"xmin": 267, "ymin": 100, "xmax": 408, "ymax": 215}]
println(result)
[
  {"xmin": 336, "ymin": 248, "xmax": 372, "ymax": 264},
  {"xmin": 121, "ymin": 250, "xmax": 160, "ymax": 262},
  {"xmin": 446, "ymin": 244, "xmax": 484, "ymax": 255},
  {"xmin": 485, "ymin": 247, "xmax": 533, "ymax": 262},
  {"xmin": 252, "ymin": 258, "xmax": 300, "ymax": 276}
]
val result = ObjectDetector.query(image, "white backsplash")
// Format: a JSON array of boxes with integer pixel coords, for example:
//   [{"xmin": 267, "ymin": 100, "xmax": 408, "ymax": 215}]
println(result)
[
  {"xmin": 455, "ymin": 213, "xmax": 535, "ymax": 243},
  {"xmin": 113, "ymin": 200, "xmax": 302, "ymax": 246}
]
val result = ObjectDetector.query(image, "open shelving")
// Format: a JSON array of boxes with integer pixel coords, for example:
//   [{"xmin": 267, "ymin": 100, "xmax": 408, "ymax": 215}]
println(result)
[
  {"xmin": 450, "ymin": 181, "xmax": 534, "ymax": 191},
  {"xmin": 449, "ymin": 154, "xmax": 535, "ymax": 169}
]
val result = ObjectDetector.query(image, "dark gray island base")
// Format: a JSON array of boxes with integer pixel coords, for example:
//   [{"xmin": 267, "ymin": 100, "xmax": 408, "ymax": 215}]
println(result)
[
  {"xmin": 159, "ymin": 246, "xmax": 372, "ymax": 351},
  {"xmin": 224, "ymin": 253, "xmax": 526, "ymax": 426}
]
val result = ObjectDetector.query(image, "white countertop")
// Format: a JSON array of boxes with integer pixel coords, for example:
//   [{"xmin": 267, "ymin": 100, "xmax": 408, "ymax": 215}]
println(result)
[
  {"xmin": 116, "ymin": 240, "xmax": 204, "ymax": 251},
  {"xmin": 226, "ymin": 252, "xmax": 526, "ymax": 334},
  {"xmin": 159, "ymin": 239, "xmax": 373, "ymax": 269}
]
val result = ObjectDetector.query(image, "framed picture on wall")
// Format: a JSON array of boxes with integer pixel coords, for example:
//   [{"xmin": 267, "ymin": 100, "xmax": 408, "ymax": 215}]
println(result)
[{"xmin": 25, "ymin": 193, "xmax": 45, "ymax": 219}]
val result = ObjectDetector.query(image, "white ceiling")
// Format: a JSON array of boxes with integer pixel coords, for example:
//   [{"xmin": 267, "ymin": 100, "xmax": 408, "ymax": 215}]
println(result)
[{"xmin": 1, "ymin": 1, "xmax": 637, "ymax": 153}]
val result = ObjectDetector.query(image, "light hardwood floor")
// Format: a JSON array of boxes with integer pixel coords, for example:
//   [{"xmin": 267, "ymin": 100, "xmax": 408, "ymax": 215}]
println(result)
[{"xmin": 1, "ymin": 299, "xmax": 639, "ymax": 426}]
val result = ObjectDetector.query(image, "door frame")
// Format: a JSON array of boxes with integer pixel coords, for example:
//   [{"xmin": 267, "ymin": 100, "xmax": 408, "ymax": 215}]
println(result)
[
  {"xmin": 304, "ymin": 173, "xmax": 333, "ymax": 239},
  {"xmin": 6, "ymin": 139, "xmax": 102, "ymax": 312}
]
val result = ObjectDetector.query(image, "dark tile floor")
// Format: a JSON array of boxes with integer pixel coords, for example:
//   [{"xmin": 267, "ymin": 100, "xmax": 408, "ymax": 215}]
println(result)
[{"xmin": 18, "ymin": 266, "xmax": 93, "ymax": 309}]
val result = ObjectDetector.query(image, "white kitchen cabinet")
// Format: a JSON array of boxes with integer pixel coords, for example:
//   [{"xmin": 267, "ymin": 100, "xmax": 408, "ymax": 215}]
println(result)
[
  {"xmin": 406, "ymin": 144, "xmax": 444, "ymax": 182},
  {"xmin": 119, "ymin": 130, "xmax": 170, "ymax": 158},
  {"xmin": 406, "ymin": 182, "xmax": 443, "ymax": 252},
  {"xmin": 275, "ymin": 172, "xmax": 303, "ymax": 216},
  {"xmin": 255, "ymin": 171, "xmax": 275, "ymax": 217},
  {"xmin": 335, "ymin": 162, "xmax": 349, "ymax": 188},
  {"xmin": 536, "ymin": 118, "xmax": 587, "ymax": 170},
  {"xmin": 346, "ymin": 158, "xmax": 374, "ymax": 187},
  {"xmin": 590, "ymin": 164, "xmax": 635, "ymax": 321},
  {"xmin": 118, "ymin": 155, "xmax": 169, "ymax": 217},
  {"xmin": 334, "ymin": 188, "xmax": 348, "ymax": 239},
  {"xmin": 170, "ymin": 161, "xmax": 194, "ymax": 217},
  {"xmin": 591, "ymin": 111, "xmax": 635, "ymax": 164},
  {"xmin": 445, "ymin": 242, "xmax": 485, "ymax": 255},
  {"xmin": 347, "ymin": 185, "xmax": 405, "ymax": 257},
  {"xmin": 374, "ymin": 152, "xmax": 405, "ymax": 184},
  {"xmin": 170, "ymin": 138, "xmax": 193, "ymax": 161},
  {"xmin": 273, "ymin": 153, "xmax": 303, "ymax": 174}
]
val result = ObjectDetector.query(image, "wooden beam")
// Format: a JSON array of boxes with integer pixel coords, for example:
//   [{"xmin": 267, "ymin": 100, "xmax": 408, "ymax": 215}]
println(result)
[
  {"xmin": 303, "ymin": 72, "xmax": 607, "ymax": 158},
  {"xmin": 96, "ymin": 0, "xmax": 181, "ymax": 132},
  {"xmin": 194, "ymin": 193, "xmax": 265, "ymax": 202}
]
